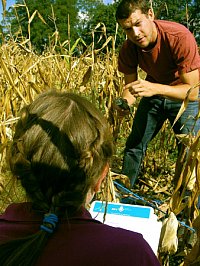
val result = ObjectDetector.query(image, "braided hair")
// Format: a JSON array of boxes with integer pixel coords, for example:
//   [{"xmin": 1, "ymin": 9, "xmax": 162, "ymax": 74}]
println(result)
[{"xmin": 0, "ymin": 91, "xmax": 114, "ymax": 266}]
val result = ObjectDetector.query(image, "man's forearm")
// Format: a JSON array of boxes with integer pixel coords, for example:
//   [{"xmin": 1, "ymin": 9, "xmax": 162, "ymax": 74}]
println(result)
[{"xmin": 157, "ymin": 83, "xmax": 199, "ymax": 101}]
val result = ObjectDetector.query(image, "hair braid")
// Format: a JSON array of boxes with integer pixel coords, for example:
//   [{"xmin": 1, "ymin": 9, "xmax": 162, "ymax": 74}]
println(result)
[{"xmin": 0, "ymin": 91, "xmax": 114, "ymax": 265}]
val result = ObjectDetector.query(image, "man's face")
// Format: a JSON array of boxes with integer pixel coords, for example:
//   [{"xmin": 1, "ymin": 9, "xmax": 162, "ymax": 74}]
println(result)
[{"xmin": 118, "ymin": 9, "xmax": 157, "ymax": 49}]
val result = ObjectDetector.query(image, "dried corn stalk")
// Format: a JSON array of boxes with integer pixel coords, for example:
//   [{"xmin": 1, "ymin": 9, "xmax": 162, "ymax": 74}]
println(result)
[
  {"xmin": 170, "ymin": 132, "xmax": 200, "ymax": 218},
  {"xmin": 96, "ymin": 169, "xmax": 118, "ymax": 203},
  {"xmin": 184, "ymin": 215, "xmax": 200, "ymax": 265}
]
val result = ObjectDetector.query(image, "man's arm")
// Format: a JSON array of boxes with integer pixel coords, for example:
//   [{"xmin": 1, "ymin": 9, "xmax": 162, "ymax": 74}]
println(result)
[
  {"xmin": 122, "ymin": 73, "xmax": 138, "ymax": 106},
  {"xmin": 162, "ymin": 69, "xmax": 199, "ymax": 100},
  {"xmin": 124, "ymin": 69, "xmax": 199, "ymax": 102}
]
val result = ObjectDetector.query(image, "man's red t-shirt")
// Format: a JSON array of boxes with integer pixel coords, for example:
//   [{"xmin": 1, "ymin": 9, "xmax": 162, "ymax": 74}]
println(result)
[{"xmin": 118, "ymin": 20, "xmax": 200, "ymax": 86}]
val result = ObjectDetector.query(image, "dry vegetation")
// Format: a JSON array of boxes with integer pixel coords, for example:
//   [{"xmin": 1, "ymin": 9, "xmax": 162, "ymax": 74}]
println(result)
[{"xmin": 0, "ymin": 2, "xmax": 200, "ymax": 265}]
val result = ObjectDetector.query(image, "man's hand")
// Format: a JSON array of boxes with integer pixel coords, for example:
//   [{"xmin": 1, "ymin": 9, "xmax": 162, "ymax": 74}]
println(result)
[
  {"xmin": 124, "ymin": 79, "xmax": 159, "ymax": 98},
  {"xmin": 124, "ymin": 70, "xmax": 200, "ymax": 101}
]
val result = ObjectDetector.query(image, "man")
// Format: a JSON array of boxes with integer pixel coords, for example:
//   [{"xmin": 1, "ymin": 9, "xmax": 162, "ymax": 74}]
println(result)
[{"xmin": 116, "ymin": 0, "xmax": 200, "ymax": 187}]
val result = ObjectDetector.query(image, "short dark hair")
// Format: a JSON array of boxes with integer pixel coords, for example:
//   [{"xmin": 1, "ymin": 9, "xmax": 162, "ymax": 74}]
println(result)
[{"xmin": 116, "ymin": 0, "xmax": 151, "ymax": 21}]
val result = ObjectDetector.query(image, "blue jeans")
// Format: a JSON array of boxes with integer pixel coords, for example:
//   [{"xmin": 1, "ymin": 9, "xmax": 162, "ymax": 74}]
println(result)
[{"xmin": 122, "ymin": 96, "xmax": 200, "ymax": 187}]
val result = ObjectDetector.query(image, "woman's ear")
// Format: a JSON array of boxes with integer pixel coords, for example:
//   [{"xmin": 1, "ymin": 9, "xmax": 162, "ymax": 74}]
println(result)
[{"xmin": 94, "ymin": 164, "xmax": 109, "ymax": 193}]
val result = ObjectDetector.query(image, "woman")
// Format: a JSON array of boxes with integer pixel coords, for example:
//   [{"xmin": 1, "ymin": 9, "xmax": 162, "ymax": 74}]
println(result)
[{"xmin": 0, "ymin": 91, "xmax": 160, "ymax": 265}]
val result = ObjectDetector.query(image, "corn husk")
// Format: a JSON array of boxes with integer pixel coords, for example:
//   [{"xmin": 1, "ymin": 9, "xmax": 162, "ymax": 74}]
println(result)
[{"xmin": 159, "ymin": 212, "xmax": 179, "ymax": 254}]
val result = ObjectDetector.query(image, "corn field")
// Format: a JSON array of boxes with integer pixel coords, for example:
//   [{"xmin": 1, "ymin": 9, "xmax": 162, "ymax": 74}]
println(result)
[{"xmin": 0, "ymin": 1, "xmax": 200, "ymax": 266}]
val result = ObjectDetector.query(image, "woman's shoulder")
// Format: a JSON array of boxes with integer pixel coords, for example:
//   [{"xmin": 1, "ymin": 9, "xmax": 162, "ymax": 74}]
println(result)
[{"xmin": 0, "ymin": 202, "xmax": 41, "ymax": 222}]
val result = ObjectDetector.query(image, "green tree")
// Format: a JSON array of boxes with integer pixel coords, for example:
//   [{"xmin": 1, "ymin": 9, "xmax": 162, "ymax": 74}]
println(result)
[
  {"xmin": 188, "ymin": 0, "xmax": 200, "ymax": 44},
  {"xmin": 1, "ymin": 0, "xmax": 106, "ymax": 52},
  {"xmin": 3, "ymin": 0, "xmax": 79, "ymax": 52},
  {"xmin": 79, "ymin": 1, "xmax": 125, "ymax": 51},
  {"xmin": 153, "ymin": 0, "xmax": 200, "ymax": 44}
]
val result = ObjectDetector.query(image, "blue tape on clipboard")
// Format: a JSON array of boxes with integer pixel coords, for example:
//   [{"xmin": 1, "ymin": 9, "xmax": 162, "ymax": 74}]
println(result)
[{"xmin": 92, "ymin": 201, "xmax": 151, "ymax": 219}]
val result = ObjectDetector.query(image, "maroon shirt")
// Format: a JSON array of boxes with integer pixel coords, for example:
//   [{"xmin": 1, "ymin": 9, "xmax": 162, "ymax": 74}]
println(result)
[
  {"xmin": 118, "ymin": 20, "xmax": 200, "ymax": 85},
  {"xmin": 0, "ymin": 202, "xmax": 161, "ymax": 266}
]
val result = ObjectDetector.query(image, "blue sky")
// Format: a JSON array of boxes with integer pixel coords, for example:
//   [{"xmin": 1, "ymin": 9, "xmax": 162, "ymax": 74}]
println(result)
[
  {"xmin": 104, "ymin": 0, "xmax": 113, "ymax": 4},
  {"xmin": 1, "ymin": 0, "xmax": 15, "ymax": 11},
  {"xmin": 0, "ymin": 0, "xmax": 15, "ymax": 18}
]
